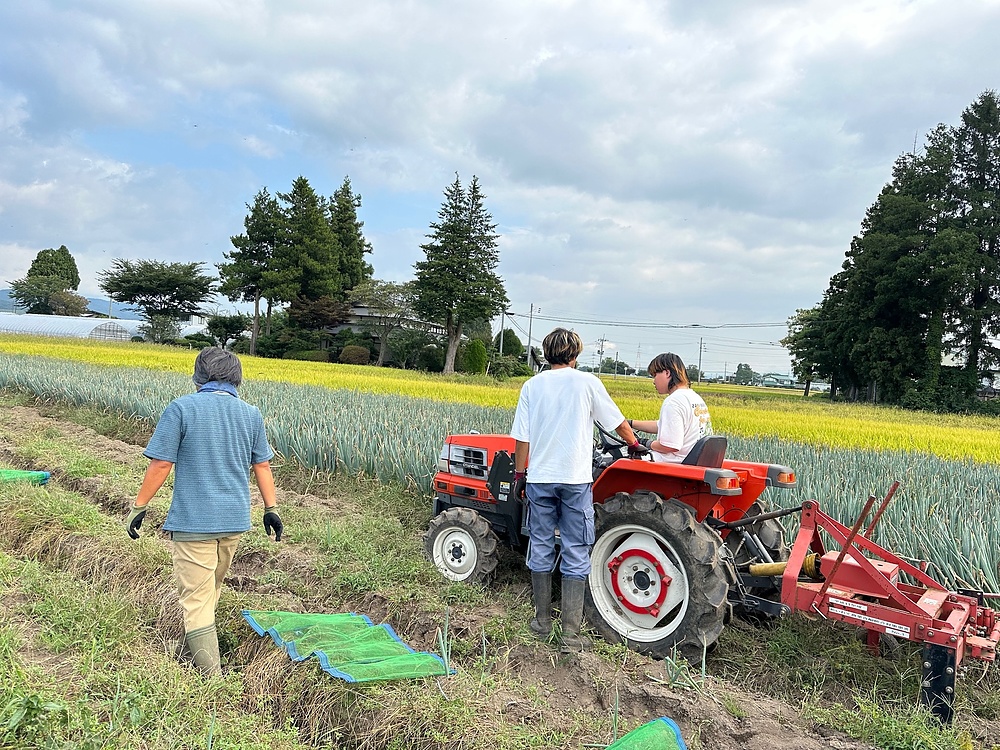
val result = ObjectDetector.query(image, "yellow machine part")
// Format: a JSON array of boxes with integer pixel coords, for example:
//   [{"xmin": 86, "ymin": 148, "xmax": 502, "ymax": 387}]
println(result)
[{"xmin": 748, "ymin": 553, "xmax": 822, "ymax": 580}]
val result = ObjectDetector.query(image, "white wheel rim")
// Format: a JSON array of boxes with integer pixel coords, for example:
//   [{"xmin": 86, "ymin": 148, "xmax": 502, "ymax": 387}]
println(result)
[
  {"xmin": 590, "ymin": 523, "xmax": 690, "ymax": 643},
  {"xmin": 432, "ymin": 526, "xmax": 479, "ymax": 581}
]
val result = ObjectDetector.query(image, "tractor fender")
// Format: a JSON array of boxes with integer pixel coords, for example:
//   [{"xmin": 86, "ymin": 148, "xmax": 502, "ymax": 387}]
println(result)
[{"xmin": 592, "ymin": 458, "xmax": 741, "ymax": 523}]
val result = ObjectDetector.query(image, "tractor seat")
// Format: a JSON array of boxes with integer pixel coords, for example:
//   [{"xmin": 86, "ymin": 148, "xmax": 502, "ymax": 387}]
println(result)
[{"xmin": 681, "ymin": 435, "xmax": 727, "ymax": 468}]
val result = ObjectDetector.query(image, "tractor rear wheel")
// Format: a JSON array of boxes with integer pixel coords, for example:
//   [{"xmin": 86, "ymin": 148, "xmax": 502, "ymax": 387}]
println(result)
[
  {"xmin": 585, "ymin": 492, "xmax": 730, "ymax": 659},
  {"xmin": 425, "ymin": 508, "xmax": 500, "ymax": 585}
]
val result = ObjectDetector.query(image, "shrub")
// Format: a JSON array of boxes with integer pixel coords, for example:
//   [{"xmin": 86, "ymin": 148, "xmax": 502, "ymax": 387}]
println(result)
[
  {"xmin": 282, "ymin": 350, "xmax": 330, "ymax": 362},
  {"xmin": 339, "ymin": 345, "xmax": 370, "ymax": 365},
  {"xmin": 462, "ymin": 340, "xmax": 488, "ymax": 374},
  {"xmin": 180, "ymin": 333, "xmax": 215, "ymax": 350},
  {"xmin": 488, "ymin": 355, "xmax": 533, "ymax": 379}
]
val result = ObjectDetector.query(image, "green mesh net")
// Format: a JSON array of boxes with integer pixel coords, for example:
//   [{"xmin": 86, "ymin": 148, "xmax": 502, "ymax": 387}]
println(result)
[
  {"xmin": 0, "ymin": 470, "xmax": 50, "ymax": 485},
  {"xmin": 243, "ymin": 610, "xmax": 452, "ymax": 683},
  {"xmin": 606, "ymin": 718, "xmax": 687, "ymax": 750}
]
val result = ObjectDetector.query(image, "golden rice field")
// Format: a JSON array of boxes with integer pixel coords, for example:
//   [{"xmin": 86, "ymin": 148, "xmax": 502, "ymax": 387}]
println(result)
[{"xmin": 2, "ymin": 334, "xmax": 999, "ymax": 463}]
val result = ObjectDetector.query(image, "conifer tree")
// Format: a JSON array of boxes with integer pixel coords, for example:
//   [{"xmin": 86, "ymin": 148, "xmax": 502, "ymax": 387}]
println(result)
[{"xmin": 413, "ymin": 174, "xmax": 509, "ymax": 373}]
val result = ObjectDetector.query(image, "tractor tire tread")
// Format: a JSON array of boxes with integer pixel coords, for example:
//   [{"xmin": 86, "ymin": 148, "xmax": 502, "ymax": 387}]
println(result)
[{"xmin": 425, "ymin": 507, "xmax": 500, "ymax": 584}]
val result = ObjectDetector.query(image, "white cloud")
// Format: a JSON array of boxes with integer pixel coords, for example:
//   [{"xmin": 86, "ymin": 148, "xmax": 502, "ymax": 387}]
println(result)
[{"xmin": 1, "ymin": 0, "xmax": 1000, "ymax": 373}]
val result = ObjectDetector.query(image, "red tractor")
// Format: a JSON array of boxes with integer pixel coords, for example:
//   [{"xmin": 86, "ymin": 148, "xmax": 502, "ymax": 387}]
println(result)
[{"xmin": 425, "ymin": 427, "xmax": 999, "ymax": 723}]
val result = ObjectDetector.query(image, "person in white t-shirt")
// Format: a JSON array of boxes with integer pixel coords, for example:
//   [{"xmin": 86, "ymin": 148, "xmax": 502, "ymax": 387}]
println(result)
[
  {"xmin": 510, "ymin": 328, "xmax": 645, "ymax": 652},
  {"xmin": 629, "ymin": 352, "xmax": 712, "ymax": 463}
]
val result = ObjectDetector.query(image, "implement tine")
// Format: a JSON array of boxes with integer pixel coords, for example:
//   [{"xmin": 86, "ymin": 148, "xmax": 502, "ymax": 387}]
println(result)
[
  {"xmin": 864, "ymin": 481, "xmax": 900, "ymax": 539},
  {"xmin": 814, "ymin": 493, "xmax": 878, "ymax": 603}
]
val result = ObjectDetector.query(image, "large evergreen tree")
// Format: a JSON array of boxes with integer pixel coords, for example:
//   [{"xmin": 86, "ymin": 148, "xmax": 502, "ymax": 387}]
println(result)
[
  {"xmin": 951, "ymin": 91, "xmax": 1000, "ymax": 391},
  {"xmin": 413, "ymin": 175, "xmax": 509, "ymax": 374},
  {"xmin": 10, "ymin": 245, "xmax": 86, "ymax": 315},
  {"xmin": 219, "ymin": 188, "xmax": 282, "ymax": 355},
  {"xmin": 266, "ymin": 176, "xmax": 341, "ymax": 304},
  {"xmin": 27, "ymin": 245, "xmax": 81, "ymax": 290},
  {"xmin": 787, "ymin": 92, "xmax": 996, "ymax": 410},
  {"xmin": 328, "ymin": 176, "xmax": 374, "ymax": 295}
]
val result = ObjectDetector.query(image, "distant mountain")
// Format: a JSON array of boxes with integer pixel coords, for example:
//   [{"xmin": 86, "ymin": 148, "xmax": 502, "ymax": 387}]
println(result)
[{"xmin": 0, "ymin": 289, "xmax": 142, "ymax": 320}]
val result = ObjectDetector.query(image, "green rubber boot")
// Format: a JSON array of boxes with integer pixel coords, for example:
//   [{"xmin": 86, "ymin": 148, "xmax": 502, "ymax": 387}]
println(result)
[
  {"xmin": 560, "ymin": 578, "xmax": 591, "ymax": 653},
  {"xmin": 529, "ymin": 572, "xmax": 553, "ymax": 639},
  {"xmin": 185, "ymin": 624, "xmax": 222, "ymax": 677}
]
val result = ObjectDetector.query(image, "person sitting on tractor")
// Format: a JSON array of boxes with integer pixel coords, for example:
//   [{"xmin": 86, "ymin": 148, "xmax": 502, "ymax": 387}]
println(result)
[
  {"xmin": 629, "ymin": 352, "xmax": 712, "ymax": 464},
  {"xmin": 510, "ymin": 327, "xmax": 645, "ymax": 652}
]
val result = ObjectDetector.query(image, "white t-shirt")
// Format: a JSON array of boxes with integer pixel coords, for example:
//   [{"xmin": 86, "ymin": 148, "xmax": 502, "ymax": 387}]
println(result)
[
  {"xmin": 653, "ymin": 388, "xmax": 712, "ymax": 464},
  {"xmin": 511, "ymin": 367, "xmax": 625, "ymax": 484}
]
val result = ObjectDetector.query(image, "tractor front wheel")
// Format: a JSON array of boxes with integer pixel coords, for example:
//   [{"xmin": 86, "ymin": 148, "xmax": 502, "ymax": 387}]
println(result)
[
  {"xmin": 585, "ymin": 492, "xmax": 730, "ymax": 659},
  {"xmin": 425, "ymin": 508, "xmax": 500, "ymax": 585}
]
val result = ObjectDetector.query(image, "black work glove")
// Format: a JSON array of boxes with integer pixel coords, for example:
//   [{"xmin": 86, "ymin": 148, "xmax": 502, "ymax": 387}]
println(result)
[
  {"xmin": 263, "ymin": 508, "xmax": 283, "ymax": 542},
  {"xmin": 627, "ymin": 440, "xmax": 650, "ymax": 459},
  {"xmin": 126, "ymin": 504, "xmax": 147, "ymax": 540},
  {"xmin": 512, "ymin": 471, "xmax": 527, "ymax": 501}
]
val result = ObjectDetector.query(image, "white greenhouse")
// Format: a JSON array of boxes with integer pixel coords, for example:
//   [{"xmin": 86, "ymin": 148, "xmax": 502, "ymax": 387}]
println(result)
[{"xmin": 0, "ymin": 313, "xmax": 144, "ymax": 341}]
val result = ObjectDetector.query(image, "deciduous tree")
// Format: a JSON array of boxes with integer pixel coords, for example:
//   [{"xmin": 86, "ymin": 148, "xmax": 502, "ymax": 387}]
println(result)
[
  {"xmin": 206, "ymin": 313, "xmax": 251, "ymax": 349},
  {"xmin": 352, "ymin": 279, "xmax": 415, "ymax": 366}
]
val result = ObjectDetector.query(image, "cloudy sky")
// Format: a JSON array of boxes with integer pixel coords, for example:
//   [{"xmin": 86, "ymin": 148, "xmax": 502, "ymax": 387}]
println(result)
[{"xmin": 2, "ymin": 0, "xmax": 999, "ymax": 375}]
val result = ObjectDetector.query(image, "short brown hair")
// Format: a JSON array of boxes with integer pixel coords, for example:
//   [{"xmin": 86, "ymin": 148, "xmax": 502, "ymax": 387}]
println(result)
[
  {"xmin": 542, "ymin": 328, "xmax": 584, "ymax": 366},
  {"xmin": 647, "ymin": 352, "xmax": 689, "ymax": 388}
]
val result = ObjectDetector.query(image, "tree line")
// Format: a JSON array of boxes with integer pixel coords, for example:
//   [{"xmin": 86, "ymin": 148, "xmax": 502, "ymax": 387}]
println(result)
[
  {"xmin": 784, "ymin": 91, "xmax": 1000, "ymax": 412},
  {"xmin": 10, "ymin": 174, "xmax": 527, "ymax": 376}
]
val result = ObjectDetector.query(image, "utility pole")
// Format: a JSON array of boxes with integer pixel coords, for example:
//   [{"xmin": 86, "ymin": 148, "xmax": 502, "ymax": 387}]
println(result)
[
  {"xmin": 498, "ymin": 309, "xmax": 505, "ymax": 356},
  {"xmin": 697, "ymin": 337, "xmax": 703, "ymax": 383},
  {"xmin": 613, "ymin": 350, "xmax": 620, "ymax": 380},
  {"xmin": 526, "ymin": 304, "xmax": 538, "ymax": 369},
  {"xmin": 635, "ymin": 345, "xmax": 641, "ymax": 375},
  {"xmin": 597, "ymin": 335, "xmax": 607, "ymax": 373}
]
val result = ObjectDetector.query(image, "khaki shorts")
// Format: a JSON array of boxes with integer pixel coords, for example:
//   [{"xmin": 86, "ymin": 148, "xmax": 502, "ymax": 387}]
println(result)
[{"xmin": 172, "ymin": 535, "xmax": 242, "ymax": 632}]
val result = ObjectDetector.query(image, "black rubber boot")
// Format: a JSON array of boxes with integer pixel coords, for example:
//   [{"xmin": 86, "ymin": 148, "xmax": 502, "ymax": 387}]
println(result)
[
  {"xmin": 529, "ymin": 572, "xmax": 553, "ymax": 639},
  {"xmin": 560, "ymin": 578, "xmax": 591, "ymax": 653},
  {"xmin": 186, "ymin": 624, "xmax": 222, "ymax": 677}
]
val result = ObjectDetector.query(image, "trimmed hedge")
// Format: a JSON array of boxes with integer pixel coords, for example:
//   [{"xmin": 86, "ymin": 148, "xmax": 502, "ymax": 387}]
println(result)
[{"xmin": 282, "ymin": 350, "xmax": 331, "ymax": 362}]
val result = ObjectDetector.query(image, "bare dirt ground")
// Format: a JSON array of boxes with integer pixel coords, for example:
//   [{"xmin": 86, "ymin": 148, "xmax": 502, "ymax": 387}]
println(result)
[{"xmin": 3, "ymin": 403, "xmax": 979, "ymax": 749}]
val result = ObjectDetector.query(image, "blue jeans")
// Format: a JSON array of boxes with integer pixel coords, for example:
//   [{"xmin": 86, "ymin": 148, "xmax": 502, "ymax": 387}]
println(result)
[{"xmin": 525, "ymin": 482, "xmax": 594, "ymax": 579}]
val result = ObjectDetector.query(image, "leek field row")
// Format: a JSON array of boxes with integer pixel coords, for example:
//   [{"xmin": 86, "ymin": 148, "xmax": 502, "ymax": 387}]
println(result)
[
  {"xmin": 0, "ymin": 351, "xmax": 997, "ymax": 594},
  {"xmin": 4, "ymin": 335, "xmax": 1000, "ymax": 462}
]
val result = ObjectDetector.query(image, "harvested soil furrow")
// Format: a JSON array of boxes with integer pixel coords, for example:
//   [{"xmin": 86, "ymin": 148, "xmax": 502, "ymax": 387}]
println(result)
[{"xmin": 0, "ymin": 401, "xmax": 895, "ymax": 749}]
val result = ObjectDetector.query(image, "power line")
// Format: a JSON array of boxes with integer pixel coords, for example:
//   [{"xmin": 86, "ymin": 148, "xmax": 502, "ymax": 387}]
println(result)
[{"xmin": 504, "ymin": 310, "xmax": 786, "ymax": 330}]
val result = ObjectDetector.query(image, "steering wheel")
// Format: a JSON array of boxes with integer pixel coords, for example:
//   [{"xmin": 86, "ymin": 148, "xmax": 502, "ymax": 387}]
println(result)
[
  {"xmin": 594, "ymin": 422, "xmax": 652, "ymax": 462},
  {"xmin": 594, "ymin": 422, "xmax": 637, "ymax": 461}
]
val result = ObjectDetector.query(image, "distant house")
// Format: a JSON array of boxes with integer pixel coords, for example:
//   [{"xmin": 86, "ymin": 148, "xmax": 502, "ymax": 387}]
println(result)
[
  {"xmin": 760, "ymin": 373, "xmax": 797, "ymax": 388},
  {"xmin": 327, "ymin": 303, "xmax": 446, "ymax": 338}
]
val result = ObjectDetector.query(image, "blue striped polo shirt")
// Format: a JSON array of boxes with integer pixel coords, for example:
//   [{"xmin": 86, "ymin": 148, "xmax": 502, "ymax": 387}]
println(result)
[{"xmin": 144, "ymin": 384, "xmax": 274, "ymax": 534}]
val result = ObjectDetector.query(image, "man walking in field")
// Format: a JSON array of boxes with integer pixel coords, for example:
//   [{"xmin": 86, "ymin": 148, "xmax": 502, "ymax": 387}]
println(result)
[
  {"xmin": 511, "ymin": 328, "xmax": 644, "ymax": 652},
  {"xmin": 124, "ymin": 347, "xmax": 283, "ymax": 676}
]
